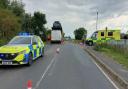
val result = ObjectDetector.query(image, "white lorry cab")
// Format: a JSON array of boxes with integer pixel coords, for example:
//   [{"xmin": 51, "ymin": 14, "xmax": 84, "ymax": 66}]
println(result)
[{"xmin": 51, "ymin": 30, "xmax": 62, "ymax": 43}]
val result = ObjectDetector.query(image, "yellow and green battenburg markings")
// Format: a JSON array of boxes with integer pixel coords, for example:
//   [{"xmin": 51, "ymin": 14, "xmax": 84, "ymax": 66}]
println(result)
[
  {"xmin": 0, "ymin": 40, "xmax": 44, "ymax": 65},
  {"xmin": 86, "ymin": 29, "xmax": 120, "ymax": 44}
]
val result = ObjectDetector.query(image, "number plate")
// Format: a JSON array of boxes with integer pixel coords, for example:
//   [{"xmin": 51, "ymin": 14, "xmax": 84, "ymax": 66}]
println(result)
[{"xmin": 2, "ymin": 62, "xmax": 12, "ymax": 65}]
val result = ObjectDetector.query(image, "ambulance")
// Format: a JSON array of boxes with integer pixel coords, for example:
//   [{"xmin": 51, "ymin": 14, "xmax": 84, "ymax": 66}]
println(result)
[{"xmin": 86, "ymin": 28, "xmax": 121, "ymax": 46}]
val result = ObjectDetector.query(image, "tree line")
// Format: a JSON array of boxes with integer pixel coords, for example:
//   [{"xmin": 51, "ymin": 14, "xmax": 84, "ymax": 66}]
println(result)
[
  {"xmin": 0, "ymin": 0, "xmax": 47, "ymax": 45},
  {"xmin": 74, "ymin": 27, "xmax": 87, "ymax": 40}
]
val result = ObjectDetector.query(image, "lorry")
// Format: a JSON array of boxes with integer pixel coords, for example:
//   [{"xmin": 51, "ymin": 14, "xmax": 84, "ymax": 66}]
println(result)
[
  {"xmin": 86, "ymin": 28, "xmax": 121, "ymax": 46},
  {"xmin": 51, "ymin": 21, "xmax": 63, "ymax": 43},
  {"xmin": 51, "ymin": 30, "xmax": 62, "ymax": 43}
]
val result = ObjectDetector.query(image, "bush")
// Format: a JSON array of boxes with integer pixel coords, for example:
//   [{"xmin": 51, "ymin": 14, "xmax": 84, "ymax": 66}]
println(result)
[
  {"xmin": 0, "ymin": 38, "xmax": 8, "ymax": 46},
  {"xmin": 94, "ymin": 42, "xmax": 128, "ymax": 58},
  {"xmin": 94, "ymin": 42, "xmax": 128, "ymax": 68}
]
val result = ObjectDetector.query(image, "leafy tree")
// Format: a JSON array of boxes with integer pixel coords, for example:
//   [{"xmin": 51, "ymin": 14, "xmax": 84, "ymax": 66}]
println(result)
[
  {"xmin": 32, "ymin": 12, "xmax": 47, "ymax": 35},
  {"xmin": 46, "ymin": 29, "xmax": 51, "ymax": 35},
  {"xmin": 0, "ymin": 0, "xmax": 48, "ymax": 45},
  {"xmin": 9, "ymin": 0, "xmax": 25, "ymax": 17},
  {"xmin": 21, "ymin": 13, "xmax": 33, "ymax": 33},
  {"xmin": 0, "ymin": 0, "xmax": 24, "ymax": 45},
  {"xmin": 74, "ymin": 27, "xmax": 87, "ymax": 40},
  {"xmin": 21, "ymin": 12, "xmax": 47, "ymax": 41},
  {"xmin": 45, "ymin": 29, "xmax": 51, "ymax": 40},
  {"xmin": 0, "ymin": 0, "xmax": 9, "ymax": 8},
  {"xmin": 0, "ymin": 8, "xmax": 21, "ymax": 39}
]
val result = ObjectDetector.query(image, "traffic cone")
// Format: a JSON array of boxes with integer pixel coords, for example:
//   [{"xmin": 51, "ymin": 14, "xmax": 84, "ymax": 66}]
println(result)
[
  {"xmin": 27, "ymin": 80, "xmax": 32, "ymax": 89},
  {"xmin": 56, "ymin": 48, "xmax": 60, "ymax": 53}
]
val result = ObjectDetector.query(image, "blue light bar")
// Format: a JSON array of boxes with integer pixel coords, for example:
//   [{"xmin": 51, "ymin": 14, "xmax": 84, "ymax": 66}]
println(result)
[{"xmin": 18, "ymin": 32, "xmax": 31, "ymax": 36}]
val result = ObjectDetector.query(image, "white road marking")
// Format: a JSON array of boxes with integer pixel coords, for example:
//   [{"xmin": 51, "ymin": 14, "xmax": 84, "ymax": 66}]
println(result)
[
  {"xmin": 92, "ymin": 60, "xmax": 120, "ymax": 89},
  {"xmin": 33, "ymin": 53, "xmax": 57, "ymax": 89}
]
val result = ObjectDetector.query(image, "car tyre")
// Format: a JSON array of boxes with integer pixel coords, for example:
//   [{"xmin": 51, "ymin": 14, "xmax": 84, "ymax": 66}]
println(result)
[{"xmin": 88, "ymin": 41, "xmax": 93, "ymax": 46}]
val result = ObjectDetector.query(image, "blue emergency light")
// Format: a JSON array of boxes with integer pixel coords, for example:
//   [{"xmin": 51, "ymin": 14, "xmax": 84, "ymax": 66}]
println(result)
[{"xmin": 18, "ymin": 32, "xmax": 32, "ymax": 36}]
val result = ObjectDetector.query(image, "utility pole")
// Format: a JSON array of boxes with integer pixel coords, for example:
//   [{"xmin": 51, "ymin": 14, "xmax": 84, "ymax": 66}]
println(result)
[{"xmin": 96, "ymin": 11, "xmax": 98, "ymax": 31}]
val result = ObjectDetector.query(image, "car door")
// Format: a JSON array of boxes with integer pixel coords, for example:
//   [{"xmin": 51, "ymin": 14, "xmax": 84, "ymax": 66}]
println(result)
[
  {"xmin": 32, "ymin": 36, "xmax": 39, "ymax": 59},
  {"xmin": 36, "ymin": 36, "xmax": 44, "ymax": 56}
]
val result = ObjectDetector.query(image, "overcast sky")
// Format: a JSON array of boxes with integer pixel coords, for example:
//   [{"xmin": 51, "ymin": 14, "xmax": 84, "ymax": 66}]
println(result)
[{"xmin": 22, "ymin": 0, "xmax": 128, "ymax": 38}]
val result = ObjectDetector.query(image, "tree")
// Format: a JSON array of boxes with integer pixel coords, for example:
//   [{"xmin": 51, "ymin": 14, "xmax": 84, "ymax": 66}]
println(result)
[
  {"xmin": 0, "ymin": 0, "xmax": 24, "ymax": 45},
  {"xmin": 46, "ymin": 29, "xmax": 51, "ymax": 35},
  {"xmin": 21, "ymin": 13, "xmax": 33, "ymax": 33},
  {"xmin": 32, "ymin": 12, "xmax": 47, "ymax": 35},
  {"xmin": 0, "ymin": 0, "xmax": 48, "ymax": 45},
  {"xmin": 0, "ymin": 0, "xmax": 9, "ymax": 9},
  {"xmin": 0, "ymin": 8, "xmax": 21, "ymax": 39},
  {"xmin": 9, "ymin": 0, "xmax": 25, "ymax": 17},
  {"xmin": 74, "ymin": 27, "xmax": 87, "ymax": 40}
]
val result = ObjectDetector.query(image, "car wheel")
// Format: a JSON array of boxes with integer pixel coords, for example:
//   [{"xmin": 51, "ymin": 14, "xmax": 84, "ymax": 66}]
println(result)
[
  {"xmin": 27, "ymin": 53, "xmax": 33, "ymax": 66},
  {"xmin": 88, "ymin": 41, "xmax": 93, "ymax": 46}
]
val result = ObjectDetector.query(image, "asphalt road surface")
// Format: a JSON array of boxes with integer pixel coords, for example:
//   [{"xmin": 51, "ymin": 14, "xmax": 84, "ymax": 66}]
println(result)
[{"xmin": 0, "ymin": 43, "xmax": 118, "ymax": 89}]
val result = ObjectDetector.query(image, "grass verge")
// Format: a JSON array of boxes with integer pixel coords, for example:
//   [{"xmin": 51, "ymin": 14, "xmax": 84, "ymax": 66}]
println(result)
[
  {"xmin": 94, "ymin": 44, "xmax": 128, "ymax": 69},
  {"xmin": 73, "ymin": 40, "xmax": 82, "ymax": 44}
]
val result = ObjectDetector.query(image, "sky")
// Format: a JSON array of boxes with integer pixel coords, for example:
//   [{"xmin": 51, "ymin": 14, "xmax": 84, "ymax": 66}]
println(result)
[{"xmin": 22, "ymin": 0, "xmax": 128, "ymax": 38}]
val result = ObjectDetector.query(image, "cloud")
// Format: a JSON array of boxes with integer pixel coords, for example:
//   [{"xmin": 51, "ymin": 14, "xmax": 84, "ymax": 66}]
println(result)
[
  {"xmin": 22, "ymin": 0, "xmax": 128, "ymax": 38},
  {"xmin": 90, "ymin": 0, "xmax": 128, "ymax": 19}
]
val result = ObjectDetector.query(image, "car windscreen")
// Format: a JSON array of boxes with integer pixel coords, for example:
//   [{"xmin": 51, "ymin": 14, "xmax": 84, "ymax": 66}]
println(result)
[{"xmin": 8, "ymin": 36, "xmax": 31, "ymax": 44}]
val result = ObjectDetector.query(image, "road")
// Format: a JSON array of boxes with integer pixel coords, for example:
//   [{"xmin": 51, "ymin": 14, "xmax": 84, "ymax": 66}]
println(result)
[{"xmin": 0, "ymin": 43, "xmax": 118, "ymax": 89}]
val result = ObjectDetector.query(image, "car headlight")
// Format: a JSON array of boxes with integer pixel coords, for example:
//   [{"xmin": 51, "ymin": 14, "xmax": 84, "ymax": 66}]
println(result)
[
  {"xmin": 11, "ymin": 53, "xmax": 15, "ymax": 56},
  {"xmin": 19, "ymin": 50, "xmax": 26, "ymax": 54}
]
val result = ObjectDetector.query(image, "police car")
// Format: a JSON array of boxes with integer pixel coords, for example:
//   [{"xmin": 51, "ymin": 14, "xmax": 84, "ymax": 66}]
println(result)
[{"xmin": 0, "ymin": 33, "xmax": 45, "ymax": 66}]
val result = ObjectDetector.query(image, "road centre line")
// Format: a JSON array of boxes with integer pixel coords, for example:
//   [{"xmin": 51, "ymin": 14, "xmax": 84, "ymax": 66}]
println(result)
[{"xmin": 33, "ymin": 52, "xmax": 58, "ymax": 89}]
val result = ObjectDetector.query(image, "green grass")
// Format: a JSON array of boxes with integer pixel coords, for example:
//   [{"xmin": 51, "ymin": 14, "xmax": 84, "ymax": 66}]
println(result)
[
  {"xmin": 73, "ymin": 40, "xmax": 82, "ymax": 44},
  {"xmin": 94, "ymin": 45, "xmax": 128, "ymax": 69}
]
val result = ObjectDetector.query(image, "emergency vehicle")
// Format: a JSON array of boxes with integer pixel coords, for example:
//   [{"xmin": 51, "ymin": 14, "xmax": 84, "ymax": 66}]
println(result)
[
  {"xmin": 0, "ymin": 33, "xmax": 45, "ymax": 66},
  {"xmin": 86, "ymin": 28, "xmax": 121, "ymax": 46}
]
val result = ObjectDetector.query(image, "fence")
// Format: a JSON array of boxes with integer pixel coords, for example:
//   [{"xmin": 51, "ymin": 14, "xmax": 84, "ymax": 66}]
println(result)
[
  {"xmin": 107, "ymin": 39, "xmax": 128, "ymax": 46},
  {"xmin": 106, "ymin": 39, "xmax": 128, "ymax": 54}
]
